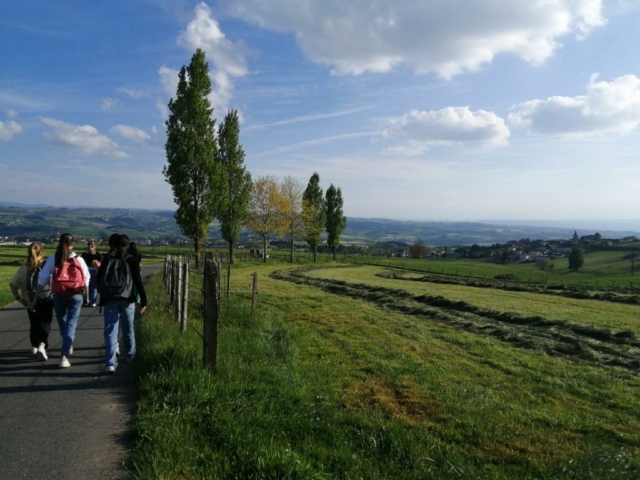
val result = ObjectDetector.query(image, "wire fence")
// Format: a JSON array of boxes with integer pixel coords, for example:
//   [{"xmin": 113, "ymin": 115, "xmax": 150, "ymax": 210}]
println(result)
[{"xmin": 162, "ymin": 254, "xmax": 259, "ymax": 372}]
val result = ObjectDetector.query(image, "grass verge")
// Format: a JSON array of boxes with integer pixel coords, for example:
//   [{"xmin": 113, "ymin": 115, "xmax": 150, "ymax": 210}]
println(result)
[{"xmin": 130, "ymin": 269, "xmax": 640, "ymax": 479}]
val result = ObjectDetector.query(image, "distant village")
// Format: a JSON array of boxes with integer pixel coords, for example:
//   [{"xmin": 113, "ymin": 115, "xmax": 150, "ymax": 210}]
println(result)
[{"xmin": 1, "ymin": 231, "xmax": 637, "ymax": 265}]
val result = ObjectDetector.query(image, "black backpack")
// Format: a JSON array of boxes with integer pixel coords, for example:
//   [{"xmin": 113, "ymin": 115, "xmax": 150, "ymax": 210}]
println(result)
[
  {"xmin": 98, "ymin": 254, "xmax": 134, "ymax": 302},
  {"xmin": 27, "ymin": 266, "xmax": 52, "ymax": 304}
]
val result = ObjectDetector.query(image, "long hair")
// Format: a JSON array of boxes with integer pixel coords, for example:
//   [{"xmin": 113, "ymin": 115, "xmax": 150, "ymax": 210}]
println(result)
[
  {"xmin": 54, "ymin": 233, "xmax": 74, "ymax": 268},
  {"xmin": 128, "ymin": 241, "xmax": 139, "ymax": 258},
  {"xmin": 27, "ymin": 242, "xmax": 45, "ymax": 270},
  {"xmin": 115, "ymin": 234, "xmax": 130, "ymax": 259}
]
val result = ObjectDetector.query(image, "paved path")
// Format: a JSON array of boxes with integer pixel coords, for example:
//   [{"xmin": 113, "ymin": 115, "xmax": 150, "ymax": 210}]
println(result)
[{"xmin": 0, "ymin": 266, "xmax": 159, "ymax": 480}]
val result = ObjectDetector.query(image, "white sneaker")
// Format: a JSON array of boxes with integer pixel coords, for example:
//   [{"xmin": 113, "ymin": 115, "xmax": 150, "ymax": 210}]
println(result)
[
  {"xmin": 116, "ymin": 345, "xmax": 120, "ymax": 355},
  {"xmin": 31, "ymin": 346, "xmax": 38, "ymax": 355},
  {"xmin": 105, "ymin": 365, "xmax": 116, "ymax": 374},
  {"xmin": 69, "ymin": 346, "xmax": 73, "ymax": 355},
  {"xmin": 91, "ymin": 303, "xmax": 96, "ymax": 308},
  {"xmin": 59, "ymin": 358, "xmax": 71, "ymax": 368},
  {"xmin": 36, "ymin": 346, "xmax": 48, "ymax": 361}
]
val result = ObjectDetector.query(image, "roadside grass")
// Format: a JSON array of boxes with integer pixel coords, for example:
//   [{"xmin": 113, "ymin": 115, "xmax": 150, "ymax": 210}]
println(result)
[
  {"xmin": 306, "ymin": 266, "xmax": 640, "ymax": 334},
  {"xmin": 131, "ymin": 265, "xmax": 640, "ymax": 479}
]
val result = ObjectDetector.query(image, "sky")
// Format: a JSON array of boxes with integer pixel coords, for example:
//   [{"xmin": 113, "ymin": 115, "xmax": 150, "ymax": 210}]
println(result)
[{"xmin": 1, "ymin": 0, "xmax": 640, "ymax": 222}]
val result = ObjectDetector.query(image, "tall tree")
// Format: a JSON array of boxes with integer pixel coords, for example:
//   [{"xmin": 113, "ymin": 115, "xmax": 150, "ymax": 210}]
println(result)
[
  {"xmin": 215, "ymin": 109, "xmax": 252, "ymax": 264},
  {"xmin": 409, "ymin": 238, "xmax": 428, "ymax": 259},
  {"xmin": 163, "ymin": 49, "xmax": 219, "ymax": 267},
  {"xmin": 280, "ymin": 176, "xmax": 305, "ymax": 263},
  {"xmin": 247, "ymin": 176, "xmax": 287, "ymax": 263},
  {"xmin": 325, "ymin": 184, "xmax": 347, "ymax": 261},
  {"xmin": 302, "ymin": 172, "xmax": 325, "ymax": 262},
  {"xmin": 568, "ymin": 246, "xmax": 584, "ymax": 271}
]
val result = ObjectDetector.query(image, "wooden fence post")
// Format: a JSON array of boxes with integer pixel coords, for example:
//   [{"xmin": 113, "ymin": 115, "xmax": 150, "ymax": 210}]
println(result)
[
  {"xmin": 226, "ymin": 264, "xmax": 231, "ymax": 299},
  {"xmin": 175, "ymin": 261, "xmax": 182, "ymax": 322},
  {"xmin": 251, "ymin": 272, "xmax": 258, "ymax": 315},
  {"xmin": 169, "ymin": 260, "xmax": 175, "ymax": 304},
  {"xmin": 181, "ymin": 262, "xmax": 189, "ymax": 332},
  {"xmin": 203, "ymin": 256, "xmax": 220, "ymax": 371}
]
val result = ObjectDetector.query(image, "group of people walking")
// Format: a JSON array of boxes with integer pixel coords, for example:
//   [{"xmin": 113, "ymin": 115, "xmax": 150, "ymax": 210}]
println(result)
[{"xmin": 8, "ymin": 233, "xmax": 148, "ymax": 373}]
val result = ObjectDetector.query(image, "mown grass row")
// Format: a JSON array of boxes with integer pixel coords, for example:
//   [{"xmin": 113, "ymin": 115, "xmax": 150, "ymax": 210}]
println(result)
[
  {"xmin": 376, "ymin": 269, "xmax": 640, "ymax": 304},
  {"xmin": 274, "ymin": 266, "xmax": 640, "ymax": 374},
  {"xmin": 131, "ymin": 269, "xmax": 640, "ymax": 479}
]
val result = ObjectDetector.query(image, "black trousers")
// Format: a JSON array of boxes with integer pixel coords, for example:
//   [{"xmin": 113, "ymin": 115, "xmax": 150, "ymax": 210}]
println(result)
[{"xmin": 27, "ymin": 301, "xmax": 53, "ymax": 347}]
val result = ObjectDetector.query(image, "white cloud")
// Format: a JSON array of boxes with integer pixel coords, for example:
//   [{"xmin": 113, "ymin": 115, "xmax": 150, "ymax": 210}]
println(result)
[
  {"xmin": 178, "ymin": 2, "xmax": 248, "ymax": 78},
  {"xmin": 40, "ymin": 117, "xmax": 127, "ymax": 158},
  {"xmin": 5, "ymin": 109, "xmax": 18, "ymax": 119},
  {"xmin": 151, "ymin": 126, "xmax": 158, "ymax": 135},
  {"xmin": 384, "ymin": 107, "xmax": 510, "ymax": 152},
  {"xmin": 508, "ymin": 74, "xmax": 640, "ymax": 137},
  {"xmin": 0, "ymin": 120, "xmax": 23, "ymax": 141},
  {"xmin": 110, "ymin": 125, "xmax": 151, "ymax": 145},
  {"xmin": 118, "ymin": 87, "xmax": 149, "ymax": 99},
  {"xmin": 219, "ymin": 0, "xmax": 605, "ymax": 78},
  {"xmin": 100, "ymin": 97, "xmax": 121, "ymax": 111},
  {"xmin": 157, "ymin": 2, "xmax": 249, "ymax": 115}
]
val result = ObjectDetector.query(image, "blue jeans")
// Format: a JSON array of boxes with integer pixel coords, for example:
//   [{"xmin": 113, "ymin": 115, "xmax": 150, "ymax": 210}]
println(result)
[
  {"xmin": 53, "ymin": 294, "xmax": 84, "ymax": 356},
  {"xmin": 104, "ymin": 300, "xmax": 135, "ymax": 367},
  {"xmin": 88, "ymin": 267, "xmax": 98, "ymax": 305}
]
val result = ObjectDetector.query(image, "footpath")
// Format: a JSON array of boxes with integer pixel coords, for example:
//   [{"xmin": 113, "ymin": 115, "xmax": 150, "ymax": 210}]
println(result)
[{"xmin": 0, "ymin": 265, "xmax": 159, "ymax": 480}]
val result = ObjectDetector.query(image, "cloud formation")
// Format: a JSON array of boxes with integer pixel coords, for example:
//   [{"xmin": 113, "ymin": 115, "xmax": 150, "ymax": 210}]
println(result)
[
  {"xmin": 384, "ymin": 107, "xmax": 510, "ymax": 154},
  {"xmin": 220, "ymin": 0, "xmax": 605, "ymax": 78},
  {"xmin": 508, "ymin": 74, "xmax": 640, "ymax": 137},
  {"xmin": 161, "ymin": 2, "xmax": 249, "ymax": 114},
  {"xmin": 110, "ymin": 125, "xmax": 151, "ymax": 144},
  {"xmin": 118, "ymin": 87, "xmax": 149, "ymax": 99},
  {"xmin": 40, "ymin": 117, "xmax": 127, "ymax": 158},
  {"xmin": 100, "ymin": 97, "xmax": 121, "ymax": 111},
  {"xmin": 0, "ymin": 120, "xmax": 23, "ymax": 141}
]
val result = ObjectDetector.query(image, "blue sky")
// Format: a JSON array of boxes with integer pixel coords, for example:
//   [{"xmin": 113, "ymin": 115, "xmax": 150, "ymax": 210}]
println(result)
[{"xmin": 1, "ymin": 0, "xmax": 640, "ymax": 222}]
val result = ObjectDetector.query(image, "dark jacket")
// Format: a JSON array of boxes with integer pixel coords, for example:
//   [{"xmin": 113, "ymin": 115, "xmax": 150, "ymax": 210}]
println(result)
[{"xmin": 96, "ymin": 253, "xmax": 147, "ymax": 308}]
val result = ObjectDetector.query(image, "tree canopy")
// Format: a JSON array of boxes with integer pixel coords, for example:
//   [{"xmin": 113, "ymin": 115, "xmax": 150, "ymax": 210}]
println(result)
[
  {"xmin": 568, "ymin": 246, "xmax": 584, "ymax": 270},
  {"xmin": 325, "ymin": 184, "xmax": 346, "ymax": 261},
  {"xmin": 215, "ymin": 109, "xmax": 252, "ymax": 264},
  {"xmin": 302, "ymin": 172, "xmax": 325, "ymax": 262},
  {"xmin": 280, "ymin": 176, "xmax": 305, "ymax": 263},
  {"xmin": 246, "ymin": 176, "xmax": 287, "ymax": 263},
  {"xmin": 163, "ymin": 48, "xmax": 219, "ymax": 264}
]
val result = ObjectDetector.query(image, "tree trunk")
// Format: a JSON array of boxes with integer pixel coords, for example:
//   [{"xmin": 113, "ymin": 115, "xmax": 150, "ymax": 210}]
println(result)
[
  {"xmin": 262, "ymin": 235, "xmax": 267, "ymax": 263},
  {"xmin": 290, "ymin": 233, "xmax": 294, "ymax": 263},
  {"xmin": 228, "ymin": 241, "xmax": 234, "ymax": 265},
  {"xmin": 194, "ymin": 236, "xmax": 201, "ymax": 269}
]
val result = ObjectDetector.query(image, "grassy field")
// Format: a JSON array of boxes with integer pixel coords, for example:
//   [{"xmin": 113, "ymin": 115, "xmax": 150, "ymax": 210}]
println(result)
[{"xmin": 130, "ymin": 262, "xmax": 640, "ymax": 479}]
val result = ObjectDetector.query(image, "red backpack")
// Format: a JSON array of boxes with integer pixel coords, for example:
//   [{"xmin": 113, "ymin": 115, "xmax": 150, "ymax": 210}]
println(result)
[{"xmin": 52, "ymin": 258, "xmax": 85, "ymax": 295}]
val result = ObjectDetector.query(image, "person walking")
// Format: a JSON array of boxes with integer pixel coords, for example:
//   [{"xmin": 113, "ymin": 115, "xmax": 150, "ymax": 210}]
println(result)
[
  {"xmin": 81, "ymin": 240, "xmax": 102, "ymax": 307},
  {"xmin": 97, "ymin": 234, "xmax": 147, "ymax": 374},
  {"xmin": 9, "ymin": 243, "xmax": 54, "ymax": 360},
  {"xmin": 29, "ymin": 233, "xmax": 89, "ymax": 368}
]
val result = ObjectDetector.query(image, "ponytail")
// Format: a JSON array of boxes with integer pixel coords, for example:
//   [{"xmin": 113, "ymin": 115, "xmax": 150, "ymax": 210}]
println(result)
[{"xmin": 55, "ymin": 233, "xmax": 75, "ymax": 268}]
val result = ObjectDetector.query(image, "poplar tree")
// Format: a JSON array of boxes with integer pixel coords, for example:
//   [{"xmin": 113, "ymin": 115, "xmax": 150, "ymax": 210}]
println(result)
[
  {"xmin": 163, "ymin": 49, "xmax": 219, "ymax": 266},
  {"xmin": 216, "ymin": 109, "xmax": 252, "ymax": 264},
  {"xmin": 325, "ymin": 184, "xmax": 347, "ymax": 261},
  {"xmin": 302, "ymin": 172, "xmax": 325, "ymax": 262}
]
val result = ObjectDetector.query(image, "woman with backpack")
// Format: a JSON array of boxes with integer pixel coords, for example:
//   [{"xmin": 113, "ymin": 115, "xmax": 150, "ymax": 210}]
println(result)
[
  {"xmin": 97, "ymin": 234, "xmax": 147, "ymax": 374},
  {"xmin": 9, "ymin": 242, "xmax": 54, "ymax": 360},
  {"xmin": 29, "ymin": 233, "xmax": 90, "ymax": 368}
]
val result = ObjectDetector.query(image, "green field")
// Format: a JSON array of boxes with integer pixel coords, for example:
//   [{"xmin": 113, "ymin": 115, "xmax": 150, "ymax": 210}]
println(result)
[{"xmin": 130, "ymin": 261, "xmax": 640, "ymax": 479}]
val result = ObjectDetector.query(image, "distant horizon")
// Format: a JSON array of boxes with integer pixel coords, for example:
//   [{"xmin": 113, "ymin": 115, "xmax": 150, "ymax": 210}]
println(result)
[{"xmin": 2, "ymin": 201, "xmax": 639, "ymax": 235}]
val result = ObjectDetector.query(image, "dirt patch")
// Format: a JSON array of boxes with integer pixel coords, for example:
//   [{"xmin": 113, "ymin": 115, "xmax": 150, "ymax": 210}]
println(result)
[{"xmin": 272, "ymin": 266, "xmax": 640, "ymax": 375}]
